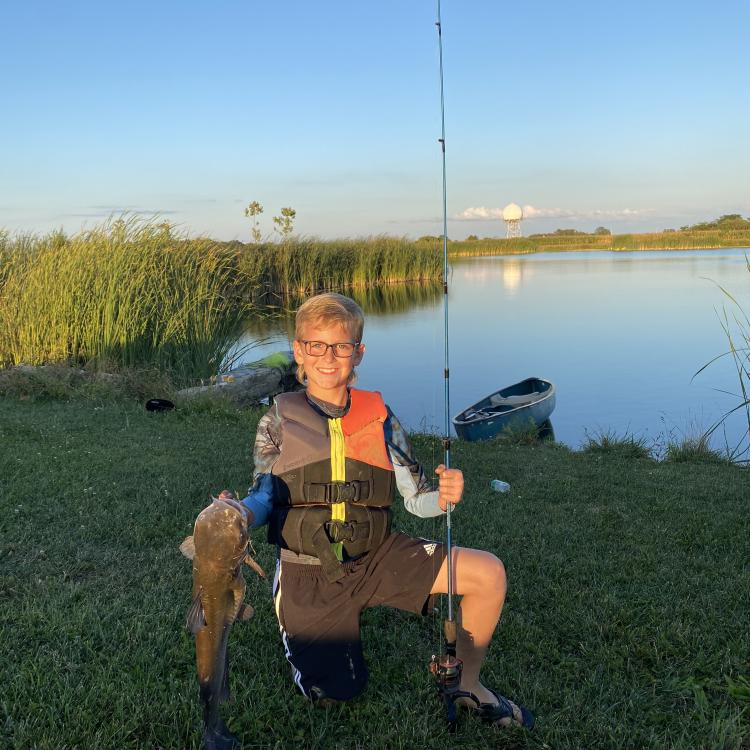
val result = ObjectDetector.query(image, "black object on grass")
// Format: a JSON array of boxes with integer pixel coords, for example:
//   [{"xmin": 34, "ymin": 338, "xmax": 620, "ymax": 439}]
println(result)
[{"xmin": 145, "ymin": 398, "xmax": 175, "ymax": 412}]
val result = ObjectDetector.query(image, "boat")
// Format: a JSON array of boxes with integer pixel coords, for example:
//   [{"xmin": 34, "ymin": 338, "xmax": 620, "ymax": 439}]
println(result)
[{"xmin": 452, "ymin": 377, "xmax": 556, "ymax": 442}]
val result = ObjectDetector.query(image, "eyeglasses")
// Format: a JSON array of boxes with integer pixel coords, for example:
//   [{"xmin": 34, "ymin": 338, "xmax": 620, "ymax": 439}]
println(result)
[{"xmin": 301, "ymin": 340, "xmax": 360, "ymax": 358}]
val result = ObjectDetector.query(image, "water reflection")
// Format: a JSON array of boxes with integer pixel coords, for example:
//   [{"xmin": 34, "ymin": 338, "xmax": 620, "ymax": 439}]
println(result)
[
  {"xmin": 451, "ymin": 259, "xmax": 527, "ymax": 295},
  {"xmin": 232, "ymin": 249, "xmax": 750, "ymax": 457},
  {"xmin": 235, "ymin": 281, "xmax": 442, "ymax": 351},
  {"xmin": 351, "ymin": 281, "xmax": 442, "ymax": 315},
  {"xmin": 502, "ymin": 260, "xmax": 522, "ymax": 292}
]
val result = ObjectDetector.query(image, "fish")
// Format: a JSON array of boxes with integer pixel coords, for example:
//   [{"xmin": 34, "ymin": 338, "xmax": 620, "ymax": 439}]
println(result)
[{"xmin": 182, "ymin": 492, "xmax": 265, "ymax": 750}]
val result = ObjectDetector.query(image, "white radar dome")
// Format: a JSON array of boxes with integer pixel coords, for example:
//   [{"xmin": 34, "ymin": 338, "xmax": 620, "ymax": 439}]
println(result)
[{"xmin": 502, "ymin": 203, "xmax": 523, "ymax": 221}]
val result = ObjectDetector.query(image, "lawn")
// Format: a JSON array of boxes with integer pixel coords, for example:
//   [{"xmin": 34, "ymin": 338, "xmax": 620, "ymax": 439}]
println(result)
[{"xmin": 1, "ymin": 396, "xmax": 748, "ymax": 749}]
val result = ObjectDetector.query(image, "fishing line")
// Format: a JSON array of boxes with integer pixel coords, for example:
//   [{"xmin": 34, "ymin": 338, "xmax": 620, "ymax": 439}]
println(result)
[{"xmin": 435, "ymin": 0, "xmax": 455, "ymax": 634}]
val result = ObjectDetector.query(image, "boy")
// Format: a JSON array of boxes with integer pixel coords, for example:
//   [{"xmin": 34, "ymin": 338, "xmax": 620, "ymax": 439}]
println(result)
[{"xmin": 232, "ymin": 293, "xmax": 533, "ymax": 728}]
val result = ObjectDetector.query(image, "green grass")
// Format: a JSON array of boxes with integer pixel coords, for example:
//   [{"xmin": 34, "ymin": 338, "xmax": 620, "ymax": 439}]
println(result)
[
  {"xmin": 0, "ymin": 222, "xmax": 443, "ymax": 376},
  {"xmin": 235, "ymin": 235, "xmax": 442, "ymax": 299},
  {"xmin": 582, "ymin": 429, "xmax": 653, "ymax": 460},
  {"xmin": 0, "ymin": 219, "xmax": 256, "ymax": 383},
  {"xmin": 665, "ymin": 435, "xmax": 731, "ymax": 464},
  {"xmin": 2, "ymin": 395, "xmax": 749, "ymax": 749},
  {"xmin": 447, "ymin": 229, "xmax": 750, "ymax": 256}
]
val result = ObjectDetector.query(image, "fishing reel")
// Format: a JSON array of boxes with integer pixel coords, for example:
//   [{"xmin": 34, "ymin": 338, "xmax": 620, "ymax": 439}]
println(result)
[
  {"xmin": 429, "ymin": 619, "xmax": 465, "ymax": 731},
  {"xmin": 429, "ymin": 650, "xmax": 464, "ymax": 730}
]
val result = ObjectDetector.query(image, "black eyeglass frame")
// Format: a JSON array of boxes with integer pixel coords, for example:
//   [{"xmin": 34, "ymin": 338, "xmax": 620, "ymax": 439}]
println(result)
[{"xmin": 300, "ymin": 340, "xmax": 361, "ymax": 358}]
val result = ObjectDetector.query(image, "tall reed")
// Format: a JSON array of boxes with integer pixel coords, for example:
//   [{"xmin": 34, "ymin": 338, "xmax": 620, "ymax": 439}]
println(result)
[
  {"xmin": 0, "ymin": 218, "xmax": 258, "ymax": 383},
  {"xmin": 236, "ymin": 236, "xmax": 442, "ymax": 299},
  {"xmin": 696, "ymin": 256, "xmax": 750, "ymax": 461}
]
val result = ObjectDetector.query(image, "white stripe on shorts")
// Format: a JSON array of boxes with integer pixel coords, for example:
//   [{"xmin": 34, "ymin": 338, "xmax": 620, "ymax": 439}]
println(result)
[{"xmin": 273, "ymin": 558, "xmax": 306, "ymax": 695}]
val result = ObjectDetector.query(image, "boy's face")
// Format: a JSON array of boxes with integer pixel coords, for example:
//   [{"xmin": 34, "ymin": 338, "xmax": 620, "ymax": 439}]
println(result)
[{"xmin": 293, "ymin": 320, "xmax": 364, "ymax": 404}]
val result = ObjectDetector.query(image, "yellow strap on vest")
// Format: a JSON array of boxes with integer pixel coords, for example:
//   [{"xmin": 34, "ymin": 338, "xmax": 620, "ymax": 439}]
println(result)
[{"xmin": 328, "ymin": 418, "xmax": 346, "ymax": 561}]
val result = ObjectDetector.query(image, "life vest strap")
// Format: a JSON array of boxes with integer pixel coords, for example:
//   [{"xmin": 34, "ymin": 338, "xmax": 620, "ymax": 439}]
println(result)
[
  {"xmin": 304, "ymin": 480, "xmax": 371, "ymax": 503},
  {"xmin": 275, "ymin": 504, "xmax": 392, "ymax": 582}
]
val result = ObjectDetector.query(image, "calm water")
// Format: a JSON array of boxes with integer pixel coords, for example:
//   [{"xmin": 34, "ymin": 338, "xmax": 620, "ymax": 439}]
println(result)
[{"xmin": 236, "ymin": 248, "xmax": 750, "ymax": 456}]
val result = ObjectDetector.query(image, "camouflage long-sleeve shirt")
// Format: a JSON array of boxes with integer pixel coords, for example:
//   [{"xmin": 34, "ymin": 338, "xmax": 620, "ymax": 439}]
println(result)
[{"xmin": 240, "ymin": 390, "xmax": 445, "ymax": 528}]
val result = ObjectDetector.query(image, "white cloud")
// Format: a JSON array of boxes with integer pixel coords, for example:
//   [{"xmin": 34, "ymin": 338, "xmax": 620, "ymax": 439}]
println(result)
[
  {"xmin": 454, "ymin": 206, "xmax": 505, "ymax": 220},
  {"xmin": 455, "ymin": 205, "xmax": 655, "ymax": 221}
]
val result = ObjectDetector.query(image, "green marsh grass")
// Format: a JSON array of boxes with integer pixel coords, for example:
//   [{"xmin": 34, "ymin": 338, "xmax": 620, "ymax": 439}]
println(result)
[
  {"xmin": 2, "ymin": 397, "xmax": 749, "ymax": 749},
  {"xmin": 582, "ymin": 429, "xmax": 653, "ymax": 460},
  {"xmin": 0, "ymin": 219, "xmax": 258, "ymax": 383},
  {"xmin": 665, "ymin": 435, "xmax": 730, "ymax": 464},
  {"xmin": 448, "ymin": 229, "xmax": 750, "ymax": 256},
  {"xmin": 0, "ymin": 224, "xmax": 443, "ymax": 378},
  {"xmin": 694, "ymin": 255, "xmax": 750, "ymax": 462},
  {"xmin": 236, "ymin": 235, "xmax": 442, "ymax": 298},
  {"xmin": 493, "ymin": 418, "xmax": 556, "ymax": 446}
]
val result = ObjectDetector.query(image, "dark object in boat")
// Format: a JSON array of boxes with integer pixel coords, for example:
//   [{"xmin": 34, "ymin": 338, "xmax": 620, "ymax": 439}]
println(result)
[{"xmin": 453, "ymin": 378, "xmax": 556, "ymax": 442}]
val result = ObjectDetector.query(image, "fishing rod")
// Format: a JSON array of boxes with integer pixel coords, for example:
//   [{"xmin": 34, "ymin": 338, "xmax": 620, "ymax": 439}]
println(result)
[{"xmin": 428, "ymin": 0, "xmax": 464, "ymax": 731}]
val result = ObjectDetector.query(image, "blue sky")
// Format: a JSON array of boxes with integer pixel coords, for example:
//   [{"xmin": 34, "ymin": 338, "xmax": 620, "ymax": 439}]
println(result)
[{"xmin": 1, "ymin": 0, "xmax": 748, "ymax": 240}]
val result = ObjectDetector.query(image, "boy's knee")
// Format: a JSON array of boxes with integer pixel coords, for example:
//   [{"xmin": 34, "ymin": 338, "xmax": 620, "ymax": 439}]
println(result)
[{"xmin": 484, "ymin": 554, "xmax": 507, "ymax": 599}]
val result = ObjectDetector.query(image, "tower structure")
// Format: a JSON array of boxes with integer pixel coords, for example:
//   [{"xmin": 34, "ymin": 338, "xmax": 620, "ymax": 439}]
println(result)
[{"xmin": 502, "ymin": 203, "xmax": 523, "ymax": 238}]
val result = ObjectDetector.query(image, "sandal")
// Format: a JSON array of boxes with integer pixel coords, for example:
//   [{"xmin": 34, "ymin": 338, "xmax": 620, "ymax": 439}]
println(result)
[{"xmin": 460, "ymin": 688, "xmax": 535, "ymax": 729}]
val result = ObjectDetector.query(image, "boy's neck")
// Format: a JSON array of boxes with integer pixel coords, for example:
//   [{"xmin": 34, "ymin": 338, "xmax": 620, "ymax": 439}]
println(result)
[{"xmin": 306, "ymin": 385, "xmax": 349, "ymax": 408}]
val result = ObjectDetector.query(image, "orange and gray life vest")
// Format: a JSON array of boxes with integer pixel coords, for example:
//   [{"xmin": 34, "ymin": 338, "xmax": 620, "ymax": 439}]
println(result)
[{"xmin": 268, "ymin": 388, "xmax": 395, "ymax": 581}]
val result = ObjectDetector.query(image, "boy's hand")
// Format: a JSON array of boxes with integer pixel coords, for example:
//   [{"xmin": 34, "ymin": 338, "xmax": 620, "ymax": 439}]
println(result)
[
  {"xmin": 216, "ymin": 489, "xmax": 250, "ymax": 527},
  {"xmin": 435, "ymin": 465, "xmax": 464, "ymax": 511}
]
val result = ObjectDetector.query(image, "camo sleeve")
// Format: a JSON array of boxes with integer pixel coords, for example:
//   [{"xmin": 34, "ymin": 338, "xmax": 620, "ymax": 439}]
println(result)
[
  {"xmin": 384, "ymin": 407, "xmax": 445, "ymax": 518},
  {"xmin": 240, "ymin": 405, "xmax": 282, "ymax": 529}
]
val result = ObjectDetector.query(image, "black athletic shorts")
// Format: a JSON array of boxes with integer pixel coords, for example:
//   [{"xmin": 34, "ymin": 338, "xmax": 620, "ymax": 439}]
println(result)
[{"xmin": 272, "ymin": 532, "xmax": 447, "ymax": 701}]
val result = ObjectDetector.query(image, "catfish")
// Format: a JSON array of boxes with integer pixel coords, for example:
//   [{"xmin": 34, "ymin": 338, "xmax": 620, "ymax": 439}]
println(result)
[{"xmin": 181, "ymin": 491, "xmax": 265, "ymax": 750}]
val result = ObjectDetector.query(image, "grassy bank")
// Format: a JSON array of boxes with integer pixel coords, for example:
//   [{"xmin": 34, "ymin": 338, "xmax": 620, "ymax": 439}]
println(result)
[
  {"xmin": 2, "ymin": 393, "xmax": 748, "ymax": 749},
  {"xmin": 448, "ymin": 229, "xmax": 750, "ymax": 256}
]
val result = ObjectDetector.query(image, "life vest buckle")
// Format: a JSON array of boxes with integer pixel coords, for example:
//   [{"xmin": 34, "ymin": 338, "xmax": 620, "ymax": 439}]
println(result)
[
  {"xmin": 328, "ymin": 482, "xmax": 354, "ymax": 502},
  {"xmin": 303, "ymin": 481, "xmax": 369, "ymax": 503},
  {"xmin": 325, "ymin": 519, "xmax": 357, "ymax": 543}
]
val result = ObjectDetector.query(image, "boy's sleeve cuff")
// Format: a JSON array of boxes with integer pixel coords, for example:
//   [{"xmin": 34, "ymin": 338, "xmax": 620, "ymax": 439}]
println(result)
[
  {"xmin": 240, "ymin": 473, "xmax": 275, "ymax": 529},
  {"xmin": 241, "ymin": 496, "xmax": 268, "ymax": 529}
]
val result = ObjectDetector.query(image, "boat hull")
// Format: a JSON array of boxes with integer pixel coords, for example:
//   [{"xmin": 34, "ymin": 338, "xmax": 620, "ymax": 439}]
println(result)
[{"xmin": 452, "ymin": 377, "xmax": 556, "ymax": 442}]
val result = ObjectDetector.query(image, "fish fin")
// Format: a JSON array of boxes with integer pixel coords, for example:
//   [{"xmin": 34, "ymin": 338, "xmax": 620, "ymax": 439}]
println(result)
[
  {"xmin": 179, "ymin": 535, "xmax": 195, "ymax": 560},
  {"xmin": 186, "ymin": 593, "xmax": 206, "ymax": 635},
  {"xmin": 244, "ymin": 554, "xmax": 266, "ymax": 579},
  {"xmin": 237, "ymin": 602, "xmax": 254, "ymax": 622},
  {"xmin": 221, "ymin": 645, "xmax": 231, "ymax": 703}
]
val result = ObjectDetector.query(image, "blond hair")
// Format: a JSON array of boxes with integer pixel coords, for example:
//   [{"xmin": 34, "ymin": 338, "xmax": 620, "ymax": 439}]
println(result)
[{"xmin": 294, "ymin": 293, "xmax": 364, "ymax": 385}]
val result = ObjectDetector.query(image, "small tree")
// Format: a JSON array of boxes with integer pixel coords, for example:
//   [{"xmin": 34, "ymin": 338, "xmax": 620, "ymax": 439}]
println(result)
[
  {"xmin": 244, "ymin": 201, "xmax": 264, "ymax": 243},
  {"xmin": 594, "ymin": 226, "xmax": 611, "ymax": 235},
  {"xmin": 273, "ymin": 207, "xmax": 296, "ymax": 239}
]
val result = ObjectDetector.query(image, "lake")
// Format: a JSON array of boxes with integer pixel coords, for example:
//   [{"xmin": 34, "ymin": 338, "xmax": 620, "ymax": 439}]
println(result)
[{"xmin": 235, "ymin": 248, "xmax": 750, "ymax": 458}]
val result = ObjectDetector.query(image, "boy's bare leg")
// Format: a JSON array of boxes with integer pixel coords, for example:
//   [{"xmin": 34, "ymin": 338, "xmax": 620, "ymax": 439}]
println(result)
[{"xmin": 429, "ymin": 547, "xmax": 507, "ymax": 705}]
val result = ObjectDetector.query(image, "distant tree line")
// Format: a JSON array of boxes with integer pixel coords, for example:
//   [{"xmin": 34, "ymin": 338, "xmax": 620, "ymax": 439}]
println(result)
[
  {"xmin": 455, "ymin": 215, "xmax": 750, "ymax": 241},
  {"xmin": 528, "ymin": 227, "xmax": 611, "ymax": 238},
  {"xmin": 676, "ymin": 214, "xmax": 750, "ymax": 232}
]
